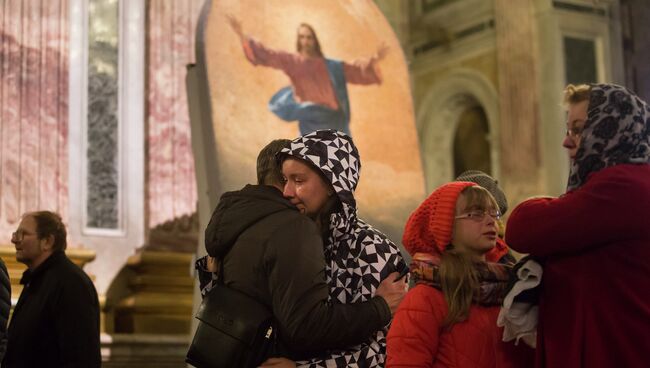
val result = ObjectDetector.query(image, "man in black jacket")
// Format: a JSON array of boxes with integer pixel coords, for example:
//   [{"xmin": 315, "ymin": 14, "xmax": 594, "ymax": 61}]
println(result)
[
  {"xmin": 198, "ymin": 139, "xmax": 406, "ymax": 360},
  {"xmin": 4, "ymin": 211, "xmax": 101, "ymax": 368}
]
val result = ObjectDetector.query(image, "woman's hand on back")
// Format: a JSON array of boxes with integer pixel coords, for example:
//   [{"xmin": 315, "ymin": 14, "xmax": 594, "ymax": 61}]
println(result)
[{"xmin": 375, "ymin": 272, "xmax": 408, "ymax": 315}]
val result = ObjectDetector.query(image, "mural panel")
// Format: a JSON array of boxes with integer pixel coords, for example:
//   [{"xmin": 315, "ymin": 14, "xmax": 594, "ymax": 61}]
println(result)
[{"xmin": 196, "ymin": 0, "xmax": 425, "ymax": 241}]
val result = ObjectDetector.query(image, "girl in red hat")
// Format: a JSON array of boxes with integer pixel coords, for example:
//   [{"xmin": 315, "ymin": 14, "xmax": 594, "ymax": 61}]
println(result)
[{"xmin": 386, "ymin": 182, "xmax": 532, "ymax": 368}]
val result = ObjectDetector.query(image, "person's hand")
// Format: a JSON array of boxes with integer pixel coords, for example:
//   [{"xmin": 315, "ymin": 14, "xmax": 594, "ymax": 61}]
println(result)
[
  {"xmin": 206, "ymin": 256, "xmax": 219, "ymax": 273},
  {"xmin": 375, "ymin": 271, "xmax": 408, "ymax": 315},
  {"xmin": 374, "ymin": 42, "xmax": 389, "ymax": 62},
  {"xmin": 259, "ymin": 357, "xmax": 296, "ymax": 367},
  {"xmin": 225, "ymin": 14, "xmax": 244, "ymax": 40}
]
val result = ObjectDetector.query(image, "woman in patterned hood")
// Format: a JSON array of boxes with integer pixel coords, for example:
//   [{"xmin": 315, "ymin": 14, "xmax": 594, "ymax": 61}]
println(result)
[
  {"xmin": 274, "ymin": 129, "xmax": 407, "ymax": 368},
  {"xmin": 506, "ymin": 83, "xmax": 650, "ymax": 368}
]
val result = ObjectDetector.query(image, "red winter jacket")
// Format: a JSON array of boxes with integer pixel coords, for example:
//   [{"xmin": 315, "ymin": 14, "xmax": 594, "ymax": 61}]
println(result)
[
  {"xmin": 506, "ymin": 164, "xmax": 650, "ymax": 368},
  {"xmin": 386, "ymin": 284, "xmax": 533, "ymax": 368}
]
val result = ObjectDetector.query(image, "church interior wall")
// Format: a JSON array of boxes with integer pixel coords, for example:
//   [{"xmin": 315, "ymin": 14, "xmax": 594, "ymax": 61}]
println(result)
[
  {"xmin": 412, "ymin": 50, "xmax": 498, "ymax": 117},
  {"xmin": 406, "ymin": 0, "xmax": 500, "ymax": 196},
  {"xmin": 620, "ymin": 0, "xmax": 650, "ymax": 101},
  {"xmin": 0, "ymin": 0, "xmax": 647, "ymax": 365},
  {"xmin": 534, "ymin": 0, "xmax": 625, "ymax": 197}
]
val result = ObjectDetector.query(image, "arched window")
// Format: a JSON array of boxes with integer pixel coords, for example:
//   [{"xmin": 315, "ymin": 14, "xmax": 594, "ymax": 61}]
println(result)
[
  {"xmin": 453, "ymin": 106, "xmax": 492, "ymax": 177},
  {"xmin": 69, "ymin": 0, "xmax": 144, "ymax": 239}
]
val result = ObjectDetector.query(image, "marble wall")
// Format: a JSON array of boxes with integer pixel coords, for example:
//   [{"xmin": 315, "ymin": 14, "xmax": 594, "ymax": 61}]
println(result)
[
  {"xmin": 0, "ymin": 0, "xmax": 69, "ymax": 239},
  {"xmin": 146, "ymin": 0, "xmax": 204, "ymax": 230}
]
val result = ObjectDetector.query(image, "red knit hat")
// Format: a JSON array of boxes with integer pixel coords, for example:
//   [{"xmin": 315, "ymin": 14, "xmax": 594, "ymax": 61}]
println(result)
[{"xmin": 402, "ymin": 181, "xmax": 476, "ymax": 256}]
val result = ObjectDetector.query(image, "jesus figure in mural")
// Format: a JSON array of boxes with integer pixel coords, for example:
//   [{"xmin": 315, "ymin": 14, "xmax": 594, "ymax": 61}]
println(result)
[{"xmin": 227, "ymin": 15, "xmax": 388, "ymax": 136}]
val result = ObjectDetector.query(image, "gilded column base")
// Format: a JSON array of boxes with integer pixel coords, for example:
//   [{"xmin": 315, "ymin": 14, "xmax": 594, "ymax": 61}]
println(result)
[{"xmin": 111, "ymin": 250, "xmax": 195, "ymax": 335}]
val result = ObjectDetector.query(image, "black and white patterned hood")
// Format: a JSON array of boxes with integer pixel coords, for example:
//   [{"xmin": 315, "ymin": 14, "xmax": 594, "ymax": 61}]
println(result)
[
  {"xmin": 281, "ymin": 129, "xmax": 359, "ymax": 207},
  {"xmin": 281, "ymin": 130, "xmax": 405, "ymax": 367},
  {"xmin": 568, "ymin": 83, "xmax": 650, "ymax": 191},
  {"xmin": 281, "ymin": 129, "xmax": 361, "ymax": 251}
]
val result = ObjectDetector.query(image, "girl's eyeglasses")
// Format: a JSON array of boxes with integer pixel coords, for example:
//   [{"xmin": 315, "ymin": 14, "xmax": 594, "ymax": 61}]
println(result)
[{"xmin": 455, "ymin": 210, "xmax": 501, "ymax": 222}]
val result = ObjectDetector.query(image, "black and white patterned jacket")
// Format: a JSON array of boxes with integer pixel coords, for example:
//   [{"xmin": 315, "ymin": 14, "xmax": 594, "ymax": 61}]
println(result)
[{"xmin": 281, "ymin": 130, "xmax": 406, "ymax": 368}]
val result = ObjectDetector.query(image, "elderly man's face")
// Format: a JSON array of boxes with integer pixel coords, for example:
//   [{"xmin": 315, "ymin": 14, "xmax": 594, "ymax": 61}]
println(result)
[
  {"xmin": 563, "ymin": 100, "xmax": 589, "ymax": 160},
  {"xmin": 11, "ymin": 215, "xmax": 51, "ymax": 270}
]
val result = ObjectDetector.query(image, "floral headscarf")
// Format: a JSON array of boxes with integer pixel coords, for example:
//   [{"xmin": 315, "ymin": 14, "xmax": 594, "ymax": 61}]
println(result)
[{"xmin": 568, "ymin": 83, "xmax": 650, "ymax": 191}]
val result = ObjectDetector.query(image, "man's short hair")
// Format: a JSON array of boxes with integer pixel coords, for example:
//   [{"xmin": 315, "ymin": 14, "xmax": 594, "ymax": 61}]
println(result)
[
  {"xmin": 257, "ymin": 139, "xmax": 291, "ymax": 186},
  {"xmin": 29, "ymin": 211, "xmax": 67, "ymax": 252},
  {"xmin": 563, "ymin": 84, "xmax": 591, "ymax": 105}
]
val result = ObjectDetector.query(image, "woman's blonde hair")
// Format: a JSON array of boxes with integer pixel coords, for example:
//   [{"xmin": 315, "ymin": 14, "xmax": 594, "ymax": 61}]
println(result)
[
  {"xmin": 440, "ymin": 185, "xmax": 498, "ymax": 327},
  {"xmin": 563, "ymin": 84, "xmax": 591, "ymax": 105}
]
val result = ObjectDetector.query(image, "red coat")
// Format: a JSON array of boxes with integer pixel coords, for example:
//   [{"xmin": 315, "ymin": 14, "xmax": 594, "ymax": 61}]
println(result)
[
  {"xmin": 386, "ymin": 284, "xmax": 533, "ymax": 368},
  {"xmin": 506, "ymin": 164, "xmax": 650, "ymax": 368}
]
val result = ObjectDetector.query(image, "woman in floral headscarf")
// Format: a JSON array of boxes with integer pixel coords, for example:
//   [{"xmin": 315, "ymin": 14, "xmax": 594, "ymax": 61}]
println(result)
[{"xmin": 506, "ymin": 83, "xmax": 650, "ymax": 368}]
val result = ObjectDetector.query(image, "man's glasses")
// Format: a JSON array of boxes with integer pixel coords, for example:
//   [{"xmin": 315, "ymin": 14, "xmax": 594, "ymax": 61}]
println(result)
[
  {"xmin": 455, "ymin": 210, "xmax": 501, "ymax": 222},
  {"xmin": 11, "ymin": 229, "xmax": 35, "ymax": 242}
]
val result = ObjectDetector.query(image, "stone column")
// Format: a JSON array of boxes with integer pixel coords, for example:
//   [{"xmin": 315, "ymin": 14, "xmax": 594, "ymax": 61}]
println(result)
[
  {"xmin": 620, "ymin": 0, "xmax": 650, "ymax": 101},
  {"xmin": 146, "ymin": 0, "xmax": 204, "ymax": 231},
  {"xmin": 0, "ymin": 0, "xmax": 69, "ymax": 237},
  {"xmin": 494, "ymin": 0, "xmax": 544, "ymax": 204}
]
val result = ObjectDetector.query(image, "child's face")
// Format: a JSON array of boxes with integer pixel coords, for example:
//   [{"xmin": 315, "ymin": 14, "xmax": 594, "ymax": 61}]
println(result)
[{"xmin": 451, "ymin": 193, "xmax": 499, "ymax": 259}]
